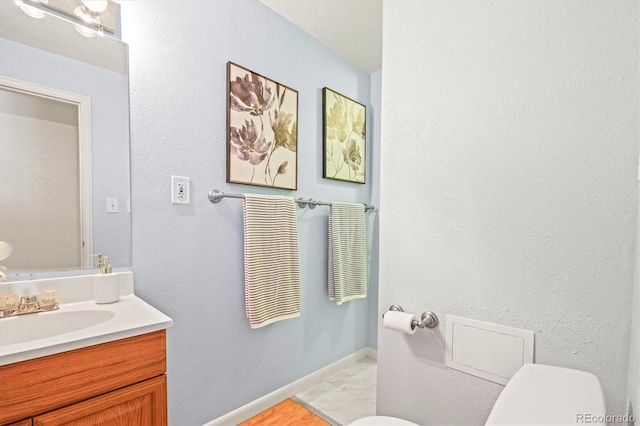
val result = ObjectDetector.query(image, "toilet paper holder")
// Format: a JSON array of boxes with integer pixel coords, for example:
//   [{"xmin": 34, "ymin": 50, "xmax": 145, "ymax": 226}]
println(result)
[{"xmin": 383, "ymin": 304, "xmax": 439, "ymax": 329}]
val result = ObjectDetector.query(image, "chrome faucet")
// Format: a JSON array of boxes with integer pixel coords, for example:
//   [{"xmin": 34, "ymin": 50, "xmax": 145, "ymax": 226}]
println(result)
[
  {"xmin": 17, "ymin": 295, "xmax": 41, "ymax": 314},
  {"xmin": 0, "ymin": 290, "xmax": 59, "ymax": 318}
]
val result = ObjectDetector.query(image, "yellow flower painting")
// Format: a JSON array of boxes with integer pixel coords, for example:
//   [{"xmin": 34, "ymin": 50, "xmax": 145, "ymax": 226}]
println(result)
[{"xmin": 323, "ymin": 87, "xmax": 366, "ymax": 183}]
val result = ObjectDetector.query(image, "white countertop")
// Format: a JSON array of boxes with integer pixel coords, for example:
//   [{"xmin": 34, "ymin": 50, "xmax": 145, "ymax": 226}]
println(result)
[{"xmin": 0, "ymin": 272, "xmax": 173, "ymax": 366}]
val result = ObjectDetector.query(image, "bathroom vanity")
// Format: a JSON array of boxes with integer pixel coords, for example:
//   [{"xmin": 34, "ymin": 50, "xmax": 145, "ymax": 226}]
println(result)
[
  {"xmin": 0, "ymin": 331, "xmax": 167, "ymax": 425},
  {"xmin": 0, "ymin": 273, "xmax": 173, "ymax": 426},
  {"xmin": 0, "ymin": 3, "xmax": 164, "ymax": 423}
]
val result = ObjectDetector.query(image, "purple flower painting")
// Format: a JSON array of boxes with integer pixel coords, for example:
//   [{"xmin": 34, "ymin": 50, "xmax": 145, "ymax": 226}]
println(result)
[
  {"xmin": 227, "ymin": 62, "xmax": 298, "ymax": 190},
  {"xmin": 323, "ymin": 87, "xmax": 366, "ymax": 183}
]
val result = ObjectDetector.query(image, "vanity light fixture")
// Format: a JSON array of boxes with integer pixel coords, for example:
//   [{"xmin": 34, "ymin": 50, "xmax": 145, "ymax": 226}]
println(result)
[
  {"xmin": 15, "ymin": 0, "xmax": 48, "ymax": 19},
  {"xmin": 15, "ymin": 0, "xmax": 113, "ymax": 38}
]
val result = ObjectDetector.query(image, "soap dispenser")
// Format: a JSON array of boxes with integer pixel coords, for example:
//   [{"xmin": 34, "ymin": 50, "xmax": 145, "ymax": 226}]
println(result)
[{"xmin": 94, "ymin": 254, "xmax": 120, "ymax": 304}]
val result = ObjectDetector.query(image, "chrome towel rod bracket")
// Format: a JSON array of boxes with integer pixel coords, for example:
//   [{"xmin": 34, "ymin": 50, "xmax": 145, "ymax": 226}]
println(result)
[
  {"xmin": 208, "ymin": 190, "xmax": 223, "ymax": 203},
  {"xmin": 295, "ymin": 198, "xmax": 318, "ymax": 209}
]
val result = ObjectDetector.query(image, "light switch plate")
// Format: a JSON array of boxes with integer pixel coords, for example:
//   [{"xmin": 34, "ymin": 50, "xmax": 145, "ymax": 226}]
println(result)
[
  {"xmin": 171, "ymin": 176, "xmax": 190, "ymax": 204},
  {"xmin": 106, "ymin": 198, "xmax": 118, "ymax": 213}
]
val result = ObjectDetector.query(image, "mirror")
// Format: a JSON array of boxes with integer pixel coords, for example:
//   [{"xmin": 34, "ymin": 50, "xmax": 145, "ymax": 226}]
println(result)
[{"xmin": 0, "ymin": 1, "xmax": 131, "ymax": 277}]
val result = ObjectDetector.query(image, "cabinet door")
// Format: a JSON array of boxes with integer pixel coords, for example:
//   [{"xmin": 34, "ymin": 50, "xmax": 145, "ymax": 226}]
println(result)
[
  {"xmin": 7, "ymin": 419, "xmax": 32, "ymax": 426},
  {"xmin": 33, "ymin": 375, "xmax": 166, "ymax": 426}
]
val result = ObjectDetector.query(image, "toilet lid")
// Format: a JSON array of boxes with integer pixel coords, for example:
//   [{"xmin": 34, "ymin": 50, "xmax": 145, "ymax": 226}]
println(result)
[
  {"xmin": 348, "ymin": 416, "xmax": 420, "ymax": 426},
  {"xmin": 485, "ymin": 363, "xmax": 606, "ymax": 425}
]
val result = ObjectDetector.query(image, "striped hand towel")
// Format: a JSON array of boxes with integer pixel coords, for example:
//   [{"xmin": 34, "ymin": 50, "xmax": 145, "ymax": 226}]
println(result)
[
  {"xmin": 243, "ymin": 194, "xmax": 301, "ymax": 328},
  {"xmin": 328, "ymin": 202, "xmax": 367, "ymax": 305}
]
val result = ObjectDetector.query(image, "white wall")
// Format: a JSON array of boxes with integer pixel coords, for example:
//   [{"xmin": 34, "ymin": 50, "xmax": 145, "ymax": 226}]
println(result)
[
  {"xmin": 630, "ymin": 188, "xmax": 640, "ymax": 417},
  {"xmin": 378, "ymin": 1, "xmax": 639, "ymax": 424},
  {"xmin": 0, "ymin": 92, "xmax": 80, "ymax": 269},
  {"xmin": 368, "ymin": 69, "xmax": 382, "ymax": 349}
]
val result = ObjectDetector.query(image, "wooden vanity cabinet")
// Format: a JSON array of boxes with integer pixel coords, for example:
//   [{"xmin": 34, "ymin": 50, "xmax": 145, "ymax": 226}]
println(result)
[
  {"xmin": 0, "ymin": 330, "xmax": 167, "ymax": 426},
  {"xmin": 33, "ymin": 375, "xmax": 166, "ymax": 426},
  {"xmin": 6, "ymin": 420, "xmax": 32, "ymax": 426}
]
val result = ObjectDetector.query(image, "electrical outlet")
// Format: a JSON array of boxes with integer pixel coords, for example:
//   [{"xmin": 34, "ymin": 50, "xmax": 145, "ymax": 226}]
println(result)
[{"xmin": 171, "ymin": 176, "xmax": 190, "ymax": 204}]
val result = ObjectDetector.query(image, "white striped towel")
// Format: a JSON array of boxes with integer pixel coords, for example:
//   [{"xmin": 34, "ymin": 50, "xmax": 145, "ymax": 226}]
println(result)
[
  {"xmin": 243, "ymin": 194, "xmax": 301, "ymax": 328},
  {"xmin": 328, "ymin": 202, "xmax": 367, "ymax": 305}
]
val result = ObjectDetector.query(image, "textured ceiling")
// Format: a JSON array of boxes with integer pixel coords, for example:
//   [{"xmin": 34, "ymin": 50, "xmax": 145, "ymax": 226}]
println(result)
[{"xmin": 259, "ymin": 0, "xmax": 382, "ymax": 73}]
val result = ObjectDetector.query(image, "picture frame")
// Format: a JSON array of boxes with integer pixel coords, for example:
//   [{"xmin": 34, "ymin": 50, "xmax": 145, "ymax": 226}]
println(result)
[
  {"xmin": 322, "ymin": 87, "xmax": 366, "ymax": 184},
  {"xmin": 227, "ymin": 62, "xmax": 298, "ymax": 190}
]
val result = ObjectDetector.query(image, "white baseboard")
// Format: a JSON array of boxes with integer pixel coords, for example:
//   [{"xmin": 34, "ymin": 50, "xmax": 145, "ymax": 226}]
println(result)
[
  {"xmin": 205, "ymin": 347, "xmax": 377, "ymax": 425},
  {"xmin": 364, "ymin": 347, "xmax": 377, "ymax": 360}
]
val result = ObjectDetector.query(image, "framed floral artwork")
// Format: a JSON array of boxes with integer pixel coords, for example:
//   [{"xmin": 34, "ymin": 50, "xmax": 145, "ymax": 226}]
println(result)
[
  {"xmin": 227, "ymin": 62, "xmax": 298, "ymax": 190},
  {"xmin": 323, "ymin": 87, "xmax": 366, "ymax": 184}
]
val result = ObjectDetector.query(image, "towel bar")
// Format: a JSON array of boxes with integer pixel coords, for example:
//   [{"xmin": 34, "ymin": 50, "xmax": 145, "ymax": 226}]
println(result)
[{"xmin": 208, "ymin": 189, "xmax": 375, "ymax": 211}]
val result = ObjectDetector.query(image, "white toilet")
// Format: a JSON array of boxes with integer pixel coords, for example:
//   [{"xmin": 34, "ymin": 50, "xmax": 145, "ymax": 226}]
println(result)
[
  {"xmin": 349, "ymin": 416, "xmax": 418, "ymax": 426},
  {"xmin": 349, "ymin": 363, "xmax": 607, "ymax": 426}
]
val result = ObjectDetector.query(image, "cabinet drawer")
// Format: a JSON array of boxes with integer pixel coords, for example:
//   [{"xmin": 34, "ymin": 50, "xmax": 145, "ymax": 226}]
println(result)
[
  {"xmin": 33, "ymin": 375, "xmax": 167, "ymax": 426},
  {"xmin": 6, "ymin": 420, "xmax": 31, "ymax": 426},
  {"xmin": 0, "ymin": 330, "xmax": 166, "ymax": 425}
]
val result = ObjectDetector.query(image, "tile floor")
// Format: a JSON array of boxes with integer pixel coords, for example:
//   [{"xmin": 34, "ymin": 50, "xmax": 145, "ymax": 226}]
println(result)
[{"xmin": 294, "ymin": 357, "xmax": 377, "ymax": 425}]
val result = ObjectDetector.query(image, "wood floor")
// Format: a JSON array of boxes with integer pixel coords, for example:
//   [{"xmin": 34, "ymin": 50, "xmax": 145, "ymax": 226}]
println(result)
[{"xmin": 239, "ymin": 398, "xmax": 330, "ymax": 426}]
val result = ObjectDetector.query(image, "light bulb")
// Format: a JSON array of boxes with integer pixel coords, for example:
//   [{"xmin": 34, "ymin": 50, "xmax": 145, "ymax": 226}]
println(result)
[
  {"xmin": 18, "ymin": 0, "xmax": 49, "ymax": 19},
  {"xmin": 73, "ymin": 5, "xmax": 101, "ymax": 37},
  {"xmin": 74, "ymin": 6, "xmax": 100, "ymax": 23},
  {"xmin": 81, "ymin": 0, "xmax": 107, "ymax": 13},
  {"xmin": 0, "ymin": 241, "xmax": 13, "ymax": 261},
  {"xmin": 75, "ymin": 23, "xmax": 98, "ymax": 37}
]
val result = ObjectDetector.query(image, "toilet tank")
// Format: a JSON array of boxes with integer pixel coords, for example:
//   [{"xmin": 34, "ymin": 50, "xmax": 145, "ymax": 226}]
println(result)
[{"xmin": 485, "ymin": 363, "xmax": 607, "ymax": 426}]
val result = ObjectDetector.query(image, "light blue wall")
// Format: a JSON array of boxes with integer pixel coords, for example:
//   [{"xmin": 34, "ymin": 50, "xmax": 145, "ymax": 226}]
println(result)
[{"xmin": 121, "ymin": 1, "xmax": 376, "ymax": 423}]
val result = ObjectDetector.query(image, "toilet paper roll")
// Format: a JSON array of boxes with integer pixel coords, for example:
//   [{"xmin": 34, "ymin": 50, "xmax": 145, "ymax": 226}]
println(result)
[{"xmin": 383, "ymin": 311, "xmax": 417, "ymax": 335}]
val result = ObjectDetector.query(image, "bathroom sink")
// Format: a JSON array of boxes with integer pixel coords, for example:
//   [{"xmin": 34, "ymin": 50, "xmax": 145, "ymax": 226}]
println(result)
[
  {"xmin": 0, "ymin": 310, "xmax": 116, "ymax": 346},
  {"xmin": 0, "ymin": 272, "xmax": 173, "ymax": 366}
]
